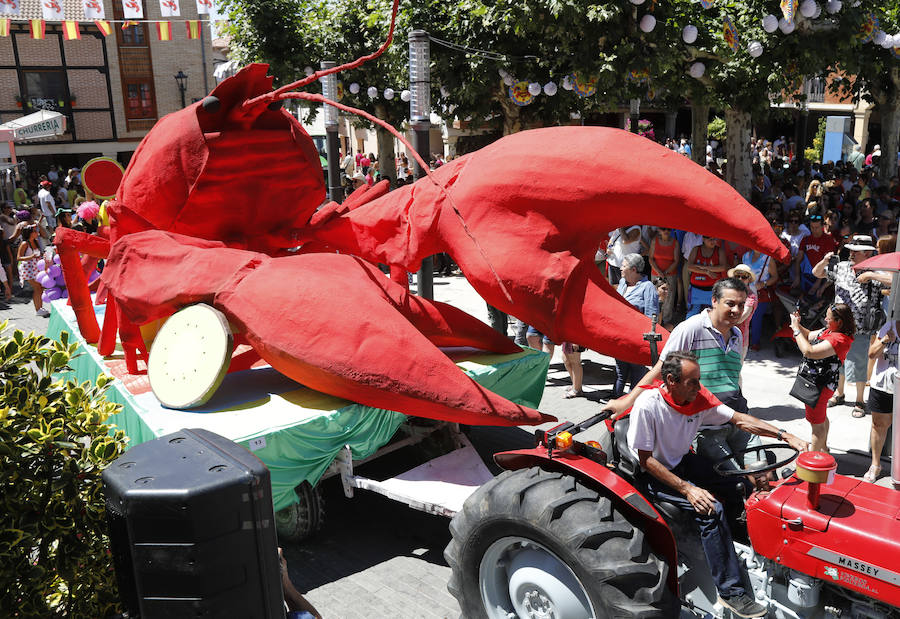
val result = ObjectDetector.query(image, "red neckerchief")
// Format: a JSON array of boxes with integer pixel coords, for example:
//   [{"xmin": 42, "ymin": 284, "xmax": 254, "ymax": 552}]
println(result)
[{"xmin": 640, "ymin": 380, "xmax": 722, "ymax": 416}]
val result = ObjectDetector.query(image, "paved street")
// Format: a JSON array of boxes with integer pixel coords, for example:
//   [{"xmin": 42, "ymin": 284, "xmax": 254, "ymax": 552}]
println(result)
[{"xmin": 2, "ymin": 274, "xmax": 892, "ymax": 618}]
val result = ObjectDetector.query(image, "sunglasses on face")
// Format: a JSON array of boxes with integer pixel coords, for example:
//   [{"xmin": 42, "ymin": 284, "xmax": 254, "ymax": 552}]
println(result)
[{"xmin": 734, "ymin": 273, "xmax": 752, "ymax": 281}]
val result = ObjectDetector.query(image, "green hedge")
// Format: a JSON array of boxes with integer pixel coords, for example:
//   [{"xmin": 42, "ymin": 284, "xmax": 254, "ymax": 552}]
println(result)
[{"xmin": 0, "ymin": 323, "xmax": 127, "ymax": 618}]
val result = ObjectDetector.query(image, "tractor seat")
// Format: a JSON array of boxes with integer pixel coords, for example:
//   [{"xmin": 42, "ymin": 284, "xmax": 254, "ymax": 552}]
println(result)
[{"xmin": 614, "ymin": 415, "xmax": 686, "ymax": 523}]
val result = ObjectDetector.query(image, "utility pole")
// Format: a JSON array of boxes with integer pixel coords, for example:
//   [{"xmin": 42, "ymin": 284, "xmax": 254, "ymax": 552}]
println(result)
[
  {"xmin": 320, "ymin": 61, "xmax": 343, "ymax": 204},
  {"xmin": 409, "ymin": 29, "xmax": 433, "ymax": 300}
]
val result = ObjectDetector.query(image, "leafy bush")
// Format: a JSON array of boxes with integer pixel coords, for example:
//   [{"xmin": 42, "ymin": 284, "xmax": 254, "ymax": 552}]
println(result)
[
  {"xmin": 811, "ymin": 116, "xmax": 827, "ymax": 163},
  {"xmin": 708, "ymin": 116, "xmax": 727, "ymax": 142},
  {"xmin": 0, "ymin": 323, "xmax": 127, "ymax": 618}
]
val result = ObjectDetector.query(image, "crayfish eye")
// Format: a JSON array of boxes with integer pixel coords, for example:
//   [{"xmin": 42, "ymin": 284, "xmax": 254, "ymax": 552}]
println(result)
[{"xmin": 201, "ymin": 96, "xmax": 221, "ymax": 113}]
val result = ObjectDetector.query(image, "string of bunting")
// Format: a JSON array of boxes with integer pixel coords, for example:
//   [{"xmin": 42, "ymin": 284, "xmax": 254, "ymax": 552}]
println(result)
[{"xmin": 0, "ymin": 0, "xmax": 216, "ymax": 40}]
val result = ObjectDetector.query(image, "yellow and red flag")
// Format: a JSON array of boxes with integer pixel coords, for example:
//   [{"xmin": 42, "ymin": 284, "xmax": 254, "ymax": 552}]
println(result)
[
  {"xmin": 94, "ymin": 19, "xmax": 112, "ymax": 36},
  {"xmin": 121, "ymin": 20, "xmax": 138, "ymax": 29},
  {"xmin": 723, "ymin": 15, "xmax": 739, "ymax": 52},
  {"xmin": 63, "ymin": 20, "xmax": 81, "ymax": 40},
  {"xmin": 156, "ymin": 21, "xmax": 171, "ymax": 40},
  {"xmin": 30, "ymin": 19, "xmax": 45, "ymax": 39},
  {"xmin": 185, "ymin": 19, "xmax": 200, "ymax": 39},
  {"xmin": 0, "ymin": 19, "xmax": 10, "ymax": 36}
]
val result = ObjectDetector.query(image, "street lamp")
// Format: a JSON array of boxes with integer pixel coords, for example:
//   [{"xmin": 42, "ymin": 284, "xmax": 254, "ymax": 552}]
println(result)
[
  {"xmin": 629, "ymin": 98, "xmax": 641, "ymax": 133},
  {"xmin": 174, "ymin": 70, "xmax": 188, "ymax": 109},
  {"xmin": 320, "ymin": 60, "xmax": 343, "ymax": 203},
  {"xmin": 409, "ymin": 29, "xmax": 433, "ymax": 299}
]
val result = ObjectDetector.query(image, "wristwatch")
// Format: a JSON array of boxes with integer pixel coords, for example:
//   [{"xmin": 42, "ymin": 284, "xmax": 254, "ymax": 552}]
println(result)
[
  {"xmin": 777, "ymin": 428, "xmax": 787, "ymax": 441},
  {"xmin": 792, "ymin": 329, "xmax": 801, "ymax": 337}
]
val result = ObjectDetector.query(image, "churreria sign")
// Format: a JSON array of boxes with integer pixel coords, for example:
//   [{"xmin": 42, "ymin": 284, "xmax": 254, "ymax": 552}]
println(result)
[{"xmin": 14, "ymin": 116, "xmax": 65, "ymax": 140}]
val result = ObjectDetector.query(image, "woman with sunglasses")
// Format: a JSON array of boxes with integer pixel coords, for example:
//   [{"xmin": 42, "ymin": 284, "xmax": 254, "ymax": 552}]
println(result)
[
  {"xmin": 864, "ymin": 316, "xmax": 899, "ymax": 483},
  {"xmin": 648, "ymin": 227, "xmax": 679, "ymax": 328},
  {"xmin": 727, "ymin": 264, "xmax": 757, "ymax": 362},
  {"xmin": 791, "ymin": 304, "xmax": 855, "ymax": 452},
  {"xmin": 17, "ymin": 224, "xmax": 48, "ymax": 317},
  {"xmin": 741, "ymin": 228, "xmax": 780, "ymax": 351}
]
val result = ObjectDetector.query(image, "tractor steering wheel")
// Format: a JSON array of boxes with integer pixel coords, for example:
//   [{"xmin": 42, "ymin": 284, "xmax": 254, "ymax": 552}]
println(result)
[{"xmin": 712, "ymin": 443, "xmax": 800, "ymax": 477}]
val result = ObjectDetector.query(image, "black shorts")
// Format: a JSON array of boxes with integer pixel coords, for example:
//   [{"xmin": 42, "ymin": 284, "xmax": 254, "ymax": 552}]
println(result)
[
  {"xmin": 868, "ymin": 387, "xmax": 894, "ymax": 415},
  {"xmin": 0, "ymin": 239, "xmax": 10, "ymax": 266}
]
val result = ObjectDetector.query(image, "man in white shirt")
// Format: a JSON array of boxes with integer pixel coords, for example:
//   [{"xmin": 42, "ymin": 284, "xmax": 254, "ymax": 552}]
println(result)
[
  {"xmin": 37, "ymin": 180, "xmax": 56, "ymax": 229},
  {"xmin": 627, "ymin": 350, "xmax": 806, "ymax": 618}
]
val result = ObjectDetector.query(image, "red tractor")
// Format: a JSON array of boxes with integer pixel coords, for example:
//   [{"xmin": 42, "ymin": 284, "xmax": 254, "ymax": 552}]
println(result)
[{"xmin": 444, "ymin": 410, "xmax": 900, "ymax": 618}]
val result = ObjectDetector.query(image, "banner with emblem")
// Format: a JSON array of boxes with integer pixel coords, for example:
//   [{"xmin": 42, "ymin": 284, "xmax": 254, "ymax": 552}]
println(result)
[
  {"xmin": 195, "ymin": 0, "xmax": 212, "ymax": 14},
  {"xmin": 41, "ymin": 0, "xmax": 63, "ymax": 21},
  {"xmin": 82, "ymin": 0, "xmax": 104, "ymax": 19},
  {"xmin": 0, "ymin": 0, "xmax": 20, "ymax": 16},
  {"xmin": 121, "ymin": 0, "xmax": 143, "ymax": 19},
  {"xmin": 159, "ymin": 0, "xmax": 179, "ymax": 17}
]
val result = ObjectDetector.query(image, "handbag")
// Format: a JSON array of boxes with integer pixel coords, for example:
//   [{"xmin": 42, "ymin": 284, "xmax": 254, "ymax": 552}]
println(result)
[{"xmin": 789, "ymin": 363, "xmax": 823, "ymax": 407}]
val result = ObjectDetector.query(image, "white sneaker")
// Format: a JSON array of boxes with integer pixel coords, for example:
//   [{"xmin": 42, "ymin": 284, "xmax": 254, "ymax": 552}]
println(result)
[{"xmin": 36, "ymin": 307, "xmax": 50, "ymax": 317}]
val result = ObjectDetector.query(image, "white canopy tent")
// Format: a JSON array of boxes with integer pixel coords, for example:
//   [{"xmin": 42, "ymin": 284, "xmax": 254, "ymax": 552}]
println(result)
[
  {"xmin": 0, "ymin": 109, "xmax": 66, "ymax": 143},
  {"xmin": 0, "ymin": 110, "xmax": 66, "ymax": 201}
]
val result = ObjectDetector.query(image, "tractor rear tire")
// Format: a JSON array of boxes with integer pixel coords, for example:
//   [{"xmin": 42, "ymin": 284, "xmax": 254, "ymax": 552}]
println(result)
[
  {"xmin": 275, "ymin": 481, "xmax": 325, "ymax": 543},
  {"xmin": 445, "ymin": 467, "xmax": 676, "ymax": 618}
]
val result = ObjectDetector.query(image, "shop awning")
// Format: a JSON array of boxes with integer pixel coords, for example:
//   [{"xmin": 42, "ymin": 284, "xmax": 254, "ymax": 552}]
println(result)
[
  {"xmin": 0, "ymin": 110, "xmax": 66, "ymax": 142},
  {"xmin": 214, "ymin": 59, "xmax": 237, "ymax": 82}
]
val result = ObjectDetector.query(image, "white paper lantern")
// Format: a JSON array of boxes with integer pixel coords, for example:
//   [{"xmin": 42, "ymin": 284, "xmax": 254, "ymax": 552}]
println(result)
[
  {"xmin": 543, "ymin": 81, "xmax": 558, "ymax": 96},
  {"xmin": 825, "ymin": 0, "xmax": 841, "ymax": 13},
  {"xmin": 629, "ymin": 0, "xmax": 645, "ymax": 4},
  {"xmin": 400, "ymin": 89, "xmax": 411, "ymax": 102},
  {"xmin": 348, "ymin": 82, "xmax": 360, "ymax": 94},
  {"xmin": 779, "ymin": 18, "xmax": 795, "ymax": 34},
  {"xmin": 383, "ymin": 88, "xmax": 395, "ymax": 100},
  {"xmin": 748, "ymin": 40, "xmax": 764, "ymax": 57},
  {"xmin": 367, "ymin": 86, "xmax": 378, "ymax": 98},
  {"xmin": 503, "ymin": 75, "xmax": 515, "ymax": 86},
  {"xmin": 873, "ymin": 30, "xmax": 887, "ymax": 45},
  {"xmin": 682, "ymin": 24, "xmax": 698, "ymax": 43},
  {"xmin": 498, "ymin": 68, "xmax": 509, "ymax": 79},
  {"xmin": 799, "ymin": 0, "xmax": 817, "ymax": 18},
  {"xmin": 440, "ymin": 86, "xmax": 450, "ymax": 98},
  {"xmin": 304, "ymin": 66, "xmax": 314, "ymax": 76},
  {"xmin": 812, "ymin": 3, "xmax": 822, "ymax": 17},
  {"xmin": 881, "ymin": 34, "xmax": 895, "ymax": 48},
  {"xmin": 762, "ymin": 14, "xmax": 779, "ymax": 33},
  {"xmin": 689, "ymin": 62, "xmax": 706, "ymax": 78},
  {"xmin": 562, "ymin": 75, "xmax": 574, "ymax": 90},
  {"xmin": 639, "ymin": 14, "xmax": 656, "ymax": 33},
  {"xmin": 527, "ymin": 82, "xmax": 541, "ymax": 96}
]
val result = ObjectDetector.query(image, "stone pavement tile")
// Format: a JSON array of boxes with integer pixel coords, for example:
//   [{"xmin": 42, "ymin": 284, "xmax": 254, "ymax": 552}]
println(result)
[{"xmin": 0, "ymin": 287, "xmax": 52, "ymax": 336}]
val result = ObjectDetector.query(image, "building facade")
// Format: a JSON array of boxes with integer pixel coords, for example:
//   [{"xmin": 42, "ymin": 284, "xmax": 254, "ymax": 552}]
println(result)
[{"xmin": 0, "ymin": 0, "xmax": 214, "ymax": 173}]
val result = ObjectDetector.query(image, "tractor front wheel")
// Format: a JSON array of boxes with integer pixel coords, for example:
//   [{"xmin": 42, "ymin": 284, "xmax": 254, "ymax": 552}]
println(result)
[{"xmin": 445, "ymin": 467, "xmax": 676, "ymax": 618}]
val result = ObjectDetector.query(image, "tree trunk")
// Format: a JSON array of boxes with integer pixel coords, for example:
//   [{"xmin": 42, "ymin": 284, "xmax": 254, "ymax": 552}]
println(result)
[
  {"xmin": 879, "ymin": 69, "xmax": 900, "ymax": 184},
  {"xmin": 497, "ymin": 83, "xmax": 522, "ymax": 136},
  {"xmin": 690, "ymin": 102, "xmax": 709, "ymax": 166},
  {"xmin": 724, "ymin": 108, "xmax": 753, "ymax": 200},
  {"xmin": 374, "ymin": 103, "xmax": 396, "ymax": 182}
]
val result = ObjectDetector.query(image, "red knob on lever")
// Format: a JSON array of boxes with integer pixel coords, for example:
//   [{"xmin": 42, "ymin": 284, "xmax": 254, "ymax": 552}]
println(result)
[{"xmin": 795, "ymin": 451, "xmax": 837, "ymax": 509}]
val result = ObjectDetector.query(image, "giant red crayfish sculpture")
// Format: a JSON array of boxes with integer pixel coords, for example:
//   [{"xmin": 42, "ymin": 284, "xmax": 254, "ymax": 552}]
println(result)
[{"xmin": 54, "ymin": 2, "xmax": 788, "ymax": 427}]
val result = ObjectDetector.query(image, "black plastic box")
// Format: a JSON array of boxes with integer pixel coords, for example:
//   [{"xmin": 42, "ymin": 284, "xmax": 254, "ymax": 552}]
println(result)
[{"xmin": 103, "ymin": 428, "xmax": 285, "ymax": 618}]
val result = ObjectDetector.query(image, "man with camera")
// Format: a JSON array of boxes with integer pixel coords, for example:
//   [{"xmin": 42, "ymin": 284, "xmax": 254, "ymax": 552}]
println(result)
[{"xmin": 812, "ymin": 234, "xmax": 892, "ymax": 418}]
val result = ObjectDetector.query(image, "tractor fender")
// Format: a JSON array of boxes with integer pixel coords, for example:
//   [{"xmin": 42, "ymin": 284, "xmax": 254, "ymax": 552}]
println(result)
[{"xmin": 494, "ymin": 447, "xmax": 679, "ymax": 595}]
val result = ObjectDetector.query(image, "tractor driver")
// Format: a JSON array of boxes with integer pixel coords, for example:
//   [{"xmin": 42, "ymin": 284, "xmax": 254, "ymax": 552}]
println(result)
[{"xmin": 627, "ymin": 350, "xmax": 808, "ymax": 619}]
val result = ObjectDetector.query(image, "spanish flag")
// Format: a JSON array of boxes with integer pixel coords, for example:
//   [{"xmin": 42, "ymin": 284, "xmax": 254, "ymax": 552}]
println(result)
[
  {"xmin": 63, "ymin": 21, "xmax": 81, "ymax": 40},
  {"xmin": 30, "ymin": 20, "xmax": 45, "ymax": 39},
  {"xmin": 156, "ymin": 21, "xmax": 171, "ymax": 40},
  {"xmin": 122, "ymin": 20, "xmax": 138, "ymax": 29},
  {"xmin": 0, "ymin": 19, "xmax": 9, "ymax": 37},
  {"xmin": 94, "ymin": 20, "xmax": 112, "ymax": 36},
  {"xmin": 185, "ymin": 19, "xmax": 201, "ymax": 39}
]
